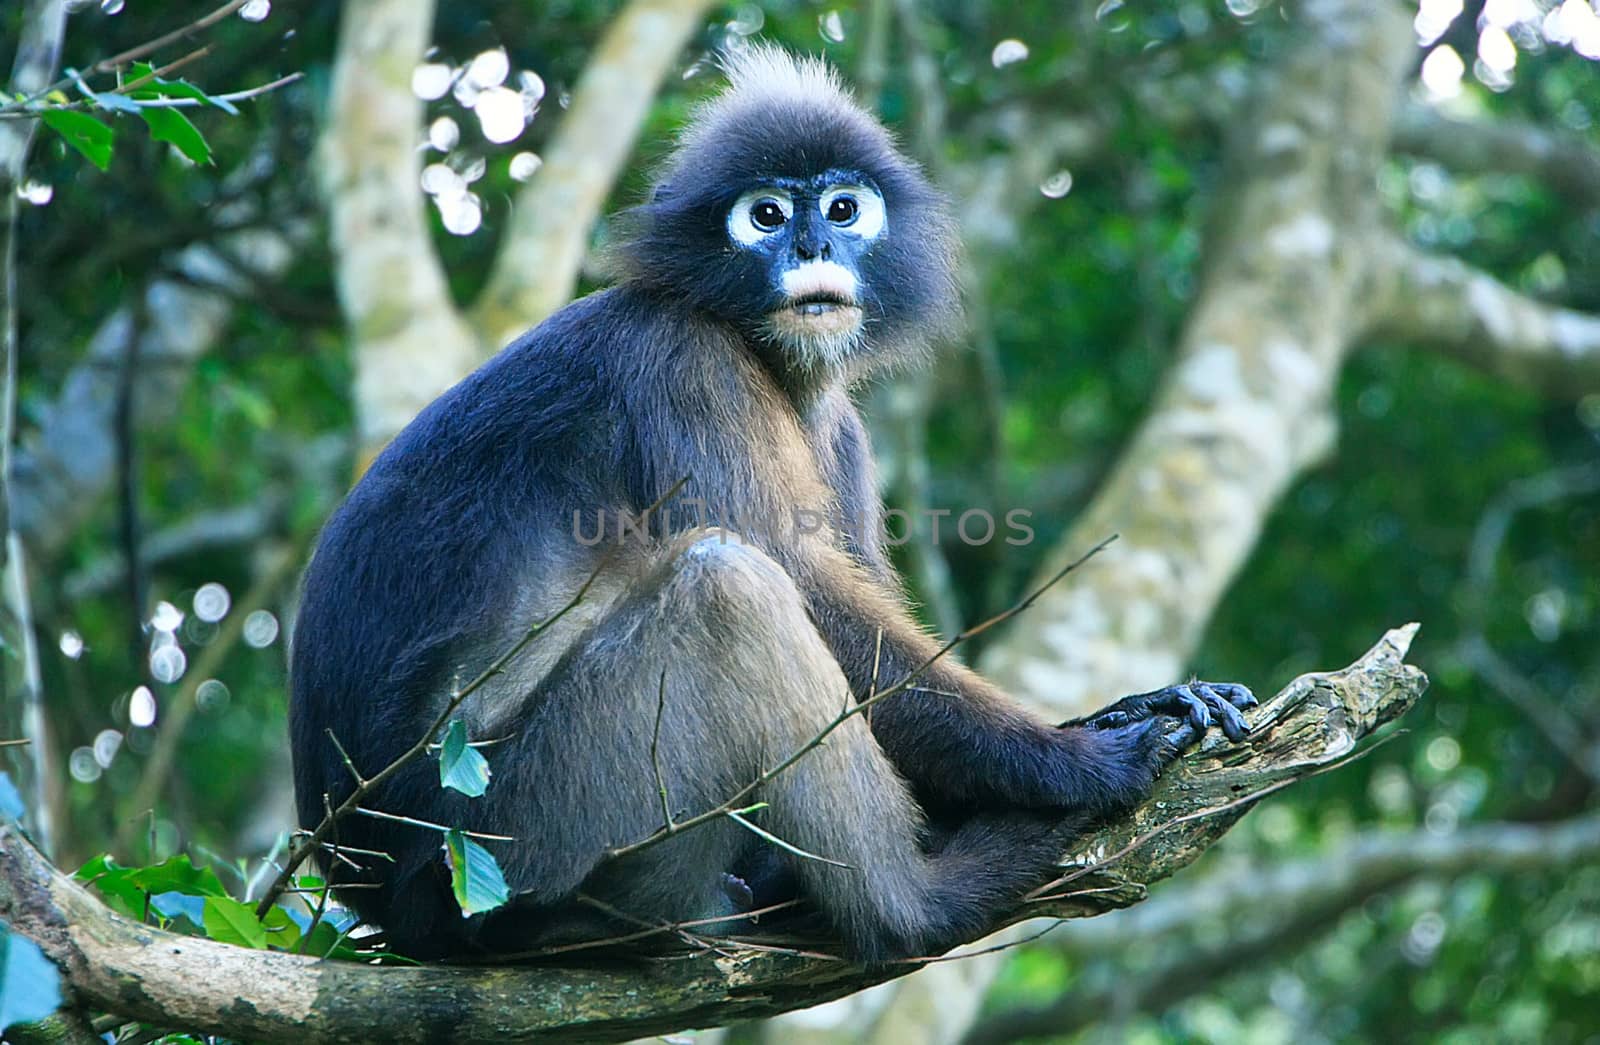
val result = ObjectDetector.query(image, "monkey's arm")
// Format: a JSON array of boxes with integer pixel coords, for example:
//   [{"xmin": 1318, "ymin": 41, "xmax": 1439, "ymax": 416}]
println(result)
[{"xmin": 797, "ymin": 548, "xmax": 1237, "ymax": 814}]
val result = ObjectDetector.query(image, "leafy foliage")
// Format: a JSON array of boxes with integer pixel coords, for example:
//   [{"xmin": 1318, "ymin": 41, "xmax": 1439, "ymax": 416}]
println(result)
[
  {"xmin": 73, "ymin": 851, "xmax": 364, "ymax": 962},
  {"xmin": 438, "ymin": 718, "xmax": 491, "ymax": 797},
  {"xmin": 442, "ymin": 829, "xmax": 511, "ymax": 917},
  {"xmin": 0, "ymin": 927, "xmax": 62, "ymax": 1034},
  {"xmin": 38, "ymin": 108, "xmax": 114, "ymax": 170}
]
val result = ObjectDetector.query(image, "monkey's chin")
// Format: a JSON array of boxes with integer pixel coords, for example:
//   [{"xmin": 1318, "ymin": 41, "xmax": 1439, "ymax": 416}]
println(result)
[
  {"xmin": 765, "ymin": 303, "xmax": 864, "ymax": 340},
  {"xmin": 762, "ymin": 305, "xmax": 866, "ymax": 372}
]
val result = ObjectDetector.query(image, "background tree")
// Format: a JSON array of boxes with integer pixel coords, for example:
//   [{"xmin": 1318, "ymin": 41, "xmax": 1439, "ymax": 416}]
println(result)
[{"xmin": 1, "ymin": 0, "xmax": 1597, "ymax": 1041}]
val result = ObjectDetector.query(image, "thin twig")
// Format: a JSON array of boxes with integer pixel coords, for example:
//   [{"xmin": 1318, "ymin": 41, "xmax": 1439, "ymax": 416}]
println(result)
[
  {"xmin": 0, "ymin": 73, "xmax": 306, "ymax": 119},
  {"xmin": 296, "ymin": 796, "xmax": 337, "ymax": 956},
  {"xmin": 112, "ymin": 45, "xmax": 214, "ymax": 96},
  {"xmin": 352, "ymin": 806, "xmax": 513, "ymax": 842},
  {"xmin": 725, "ymin": 810, "xmax": 854, "ymax": 871},
  {"xmin": 651, "ymin": 670, "xmax": 675, "ymax": 831},
  {"xmin": 0, "ymin": 0, "xmax": 250, "ymax": 115},
  {"xmin": 297, "ymin": 838, "xmax": 391, "ymax": 860}
]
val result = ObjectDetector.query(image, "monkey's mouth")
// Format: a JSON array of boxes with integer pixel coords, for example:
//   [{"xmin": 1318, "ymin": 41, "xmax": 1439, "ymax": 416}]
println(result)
[
  {"xmin": 788, "ymin": 291, "xmax": 856, "ymax": 317},
  {"xmin": 770, "ymin": 293, "xmax": 863, "ymax": 338}
]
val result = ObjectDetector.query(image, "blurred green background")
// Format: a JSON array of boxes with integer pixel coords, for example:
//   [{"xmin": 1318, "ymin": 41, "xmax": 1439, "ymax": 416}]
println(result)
[{"xmin": 3, "ymin": 0, "xmax": 1598, "ymax": 1041}]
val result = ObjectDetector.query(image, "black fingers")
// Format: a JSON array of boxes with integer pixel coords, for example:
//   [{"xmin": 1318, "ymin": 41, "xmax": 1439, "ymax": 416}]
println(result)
[
  {"xmin": 1163, "ymin": 718, "xmax": 1203, "ymax": 750},
  {"xmin": 1174, "ymin": 682, "xmax": 1254, "ymax": 742},
  {"xmin": 1070, "ymin": 678, "xmax": 1257, "ymax": 746}
]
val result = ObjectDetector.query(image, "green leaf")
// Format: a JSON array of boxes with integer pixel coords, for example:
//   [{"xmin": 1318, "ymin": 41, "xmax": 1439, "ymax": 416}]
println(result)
[
  {"xmin": 299, "ymin": 910, "xmax": 364, "ymax": 960},
  {"xmin": 138, "ymin": 107, "xmax": 212, "ymax": 166},
  {"xmin": 439, "ymin": 719, "xmax": 490, "ymax": 797},
  {"xmin": 148, "ymin": 891, "xmax": 206, "ymax": 929},
  {"xmin": 127, "ymin": 63, "xmax": 241, "ymax": 114},
  {"xmin": 259, "ymin": 904, "xmax": 303, "ymax": 950},
  {"xmin": 124, "ymin": 854, "xmax": 228, "ymax": 898},
  {"xmin": 0, "ymin": 927, "xmax": 62, "ymax": 1032},
  {"xmin": 202, "ymin": 896, "xmax": 268, "ymax": 949},
  {"xmin": 73, "ymin": 854, "xmax": 146, "ymax": 918},
  {"xmin": 442, "ymin": 830, "xmax": 510, "ymax": 916},
  {"xmin": 39, "ymin": 110, "xmax": 113, "ymax": 170},
  {"xmin": 0, "ymin": 772, "xmax": 24, "ymax": 823}
]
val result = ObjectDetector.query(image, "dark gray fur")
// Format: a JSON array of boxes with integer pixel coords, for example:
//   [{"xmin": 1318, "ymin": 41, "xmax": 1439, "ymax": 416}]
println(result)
[{"xmin": 289, "ymin": 47, "xmax": 1251, "ymax": 963}]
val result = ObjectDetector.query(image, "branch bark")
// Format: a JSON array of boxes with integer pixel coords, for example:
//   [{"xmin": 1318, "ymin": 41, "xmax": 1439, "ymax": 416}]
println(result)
[
  {"xmin": 1365, "ymin": 234, "xmax": 1600, "ymax": 398},
  {"xmin": 320, "ymin": 0, "xmax": 480, "ymax": 468},
  {"xmin": 0, "ymin": 627, "xmax": 1424, "ymax": 1043}
]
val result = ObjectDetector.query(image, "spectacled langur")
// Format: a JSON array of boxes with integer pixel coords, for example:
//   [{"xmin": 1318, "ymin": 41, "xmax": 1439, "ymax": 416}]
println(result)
[{"xmin": 289, "ymin": 47, "xmax": 1255, "ymax": 963}]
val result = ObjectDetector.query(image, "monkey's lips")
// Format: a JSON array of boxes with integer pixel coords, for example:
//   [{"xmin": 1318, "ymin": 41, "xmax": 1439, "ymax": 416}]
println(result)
[{"xmin": 770, "ymin": 293, "xmax": 863, "ymax": 337}]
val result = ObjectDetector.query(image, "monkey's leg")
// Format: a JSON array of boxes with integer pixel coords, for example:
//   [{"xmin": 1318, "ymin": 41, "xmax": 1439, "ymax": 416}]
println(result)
[{"xmin": 478, "ymin": 531, "xmax": 1088, "ymax": 962}]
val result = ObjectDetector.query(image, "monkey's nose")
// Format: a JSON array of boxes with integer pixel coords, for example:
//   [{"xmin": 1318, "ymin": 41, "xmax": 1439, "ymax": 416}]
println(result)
[{"xmin": 795, "ymin": 239, "xmax": 832, "ymax": 261}]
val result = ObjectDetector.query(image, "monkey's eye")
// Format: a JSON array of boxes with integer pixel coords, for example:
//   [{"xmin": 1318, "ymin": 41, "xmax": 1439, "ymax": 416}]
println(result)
[
  {"xmin": 751, "ymin": 199, "xmax": 788, "ymax": 230},
  {"xmin": 820, "ymin": 185, "xmax": 886, "ymax": 240},
  {"xmin": 728, "ymin": 188, "xmax": 795, "ymax": 246}
]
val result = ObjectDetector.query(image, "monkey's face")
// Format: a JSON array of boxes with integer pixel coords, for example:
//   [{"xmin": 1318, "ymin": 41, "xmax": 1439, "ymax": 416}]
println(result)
[
  {"xmin": 722, "ymin": 171, "xmax": 887, "ymax": 367},
  {"xmin": 614, "ymin": 47, "xmax": 961, "ymax": 380}
]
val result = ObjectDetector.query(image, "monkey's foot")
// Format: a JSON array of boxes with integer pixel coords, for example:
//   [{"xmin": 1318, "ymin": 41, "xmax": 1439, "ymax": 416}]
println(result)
[
  {"xmin": 1078, "ymin": 681, "xmax": 1257, "ymax": 744},
  {"xmin": 720, "ymin": 872, "xmax": 755, "ymax": 910}
]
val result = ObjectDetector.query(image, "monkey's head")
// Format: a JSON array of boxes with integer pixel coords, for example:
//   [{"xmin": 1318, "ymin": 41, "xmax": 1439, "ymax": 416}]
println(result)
[{"xmin": 615, "ymin": 46, "xmax": 960, "ymax": 386}]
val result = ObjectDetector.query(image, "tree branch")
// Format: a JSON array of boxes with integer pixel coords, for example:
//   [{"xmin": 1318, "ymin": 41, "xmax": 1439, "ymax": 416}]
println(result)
[
  {"xmin": 469, "ymin": 0, "xmax": 715, "ymax": 348},
  {"xmin": 981, "ymin": 0, "xmax": 1414, "ymax": 722},
  {"xmin": 319, "ymin": 0, "xmax": 480, "ymax": 466},
  {"xmin": 1365, "ymin": 233, "xmax": 1600, "ymax": 398},
  {"xmin": 965, "ymin": 810, "xmax": 1600, "ymax": 1044},
  {"xmin": 1392, "ymin": 103, "xmax": 1600, "ymax": 213},
  {"xmin": 0, "ymin": 626, "xmax": 1424, "ymax": 1043}
]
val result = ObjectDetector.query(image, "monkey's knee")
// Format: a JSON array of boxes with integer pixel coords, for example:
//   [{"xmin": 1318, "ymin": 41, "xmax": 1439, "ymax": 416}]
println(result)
[
  {"xmin": 660, "ymin": 530, "xmax": 808, "ymax": 624},
  {"xmin": 656, "ymin": 530, "xmax": 848, "ymax": 720}
]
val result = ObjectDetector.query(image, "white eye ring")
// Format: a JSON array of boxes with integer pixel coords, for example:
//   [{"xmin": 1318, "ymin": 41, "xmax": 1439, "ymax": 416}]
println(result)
[
  {"xmin": 820, "ymin": 185, "xmax": 885, "ymax": 240},
  {"xmin": 727, "ymin": 188, "xmax": 793, "ymax": 247}
]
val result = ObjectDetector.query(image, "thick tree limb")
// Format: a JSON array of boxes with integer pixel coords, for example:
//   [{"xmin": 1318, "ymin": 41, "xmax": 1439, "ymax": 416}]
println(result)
[
  {"xmin": 470, "ymin": 0, "xmax": 716, "ymax": 348},
  {"xmin": 1365, "ymin": 234, "xmax": 1600, "ymax": 398},
  {"xmin": 328, "ymin": 0, "xmax": 711, "ymax": 463},
  {"xmin": 1392, "ymin": 103, "xmax": 1600, "ymax": 213},
  {"xmin": 824, "ymin": 5, "xmax": 1420, "ymax": 1040},
  {"xmin": 320, "ymin": 0, "xmax": 480, "ymax": 466},
  {"xmin": 0, "ymin": 627, "xmax": 1423, "ymax": 1043}
]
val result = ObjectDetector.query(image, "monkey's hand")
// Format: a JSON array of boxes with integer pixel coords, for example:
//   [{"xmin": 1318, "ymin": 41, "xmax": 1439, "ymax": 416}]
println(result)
[
  {"xmin": 1041, "ymin": 681, "xmax": 1255, "ymax": 818},
  {"xmin": 1067, "ymin": 680, "xmax": 1257, "ymax": 746}
]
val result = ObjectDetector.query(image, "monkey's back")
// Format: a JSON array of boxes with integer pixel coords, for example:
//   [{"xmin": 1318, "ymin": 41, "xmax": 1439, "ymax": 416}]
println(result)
[{"xmin": 286, "ymin": 288, "xmax": 690, "ymax": 931}]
